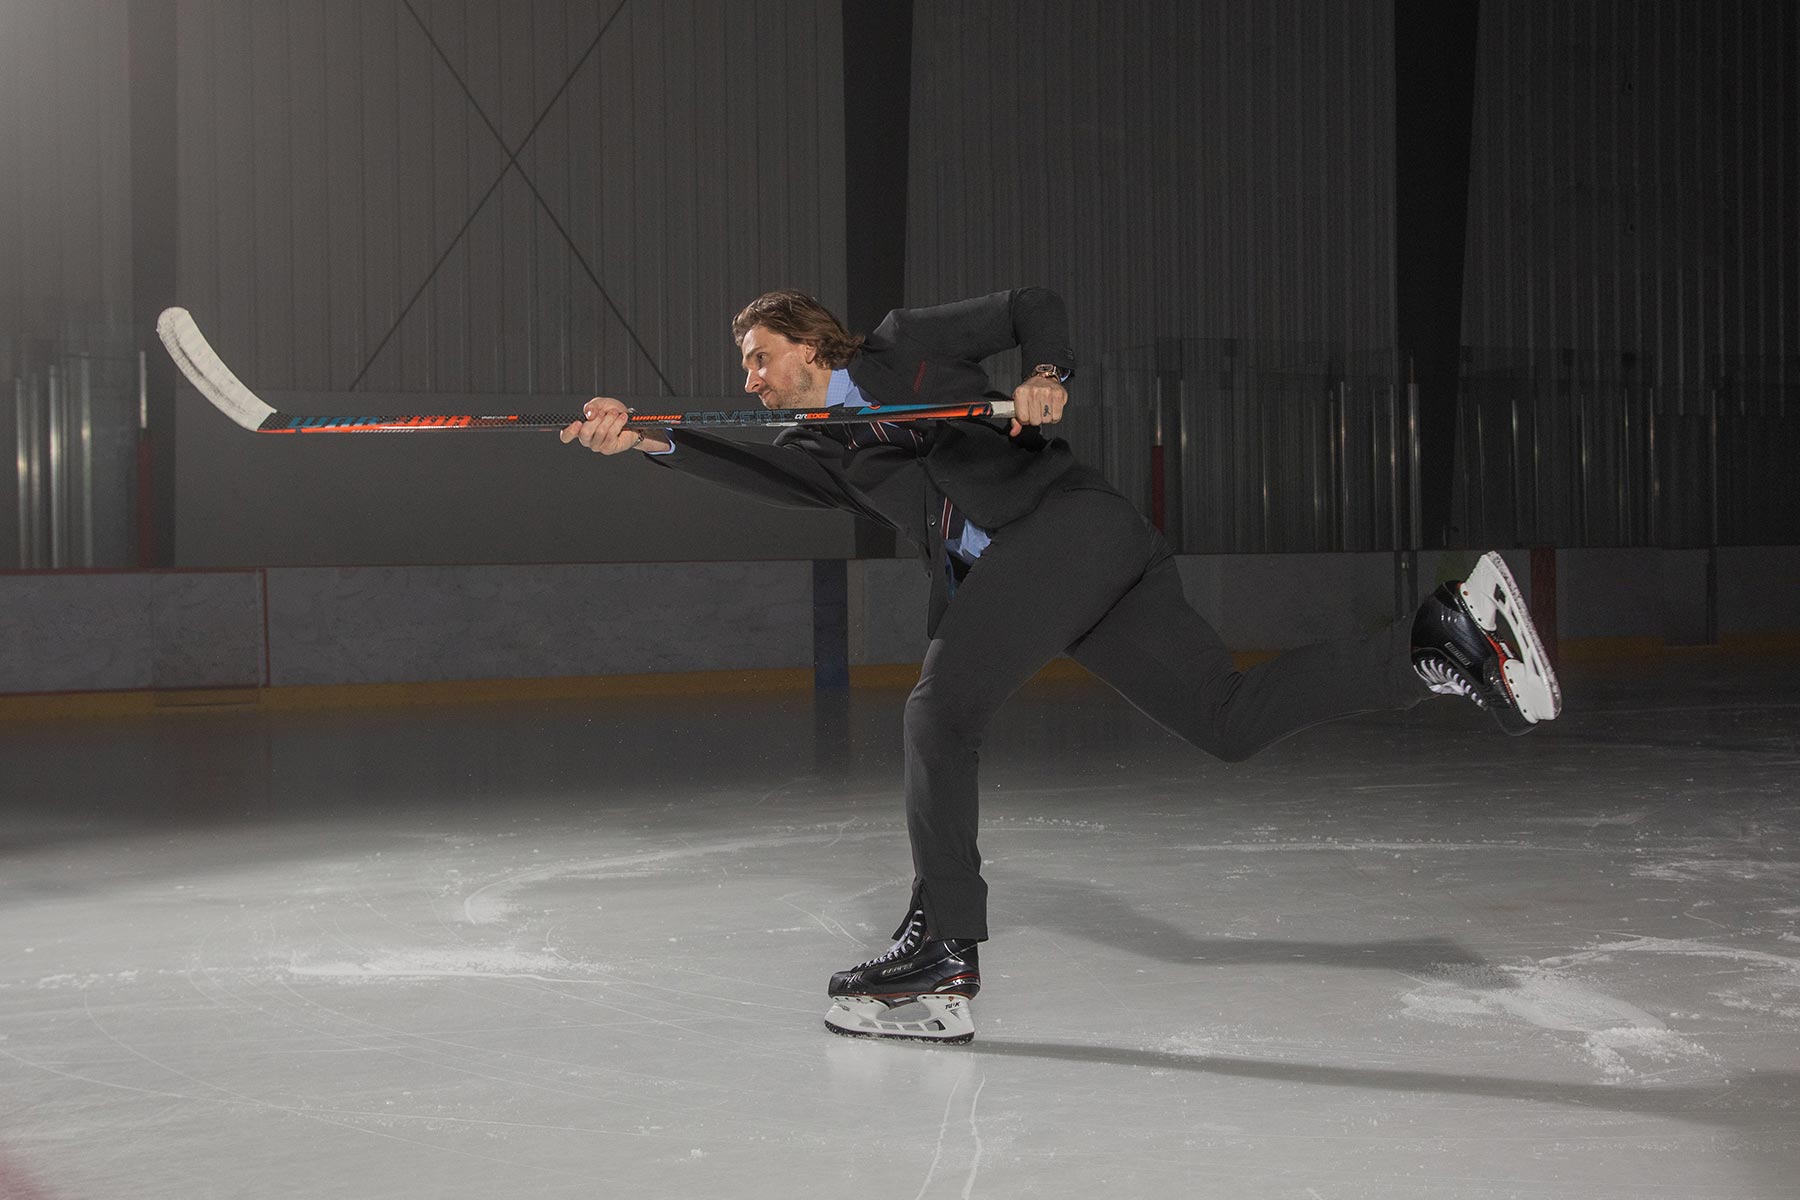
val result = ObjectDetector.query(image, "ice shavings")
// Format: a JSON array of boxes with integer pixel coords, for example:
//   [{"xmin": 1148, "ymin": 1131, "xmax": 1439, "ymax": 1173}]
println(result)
[{"xmin": 1399, "ymin": 961, "xmax": 1722, "ymax": 1084}]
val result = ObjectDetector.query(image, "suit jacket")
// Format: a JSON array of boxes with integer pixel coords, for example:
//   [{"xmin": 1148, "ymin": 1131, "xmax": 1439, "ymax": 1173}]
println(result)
[{"xmin": 648, "ymin": 287, "xmax": 1112, "ymax": 634}]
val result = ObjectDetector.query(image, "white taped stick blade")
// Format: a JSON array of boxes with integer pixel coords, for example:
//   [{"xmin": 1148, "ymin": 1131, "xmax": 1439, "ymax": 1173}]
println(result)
[
  {"xmin": 156, "ymin": 307, "xmax": 277, "ymax": 432},
  {"xmin": 824, "ymin": 994, "xmax": 974, "ymax": 1043},
  {"xmin": 1460, "ymin": 552, "xmax": 1563, "ymax": 723}
]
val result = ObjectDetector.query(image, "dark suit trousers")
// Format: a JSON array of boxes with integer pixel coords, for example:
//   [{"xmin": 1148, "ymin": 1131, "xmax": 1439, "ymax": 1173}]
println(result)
[{"xmin": 904, "ymin": 485, "xmax": 1430, "ymax": 941}]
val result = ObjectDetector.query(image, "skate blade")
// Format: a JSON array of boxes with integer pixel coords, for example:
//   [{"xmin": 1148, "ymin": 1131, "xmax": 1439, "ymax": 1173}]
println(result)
[
  {"xmin": 823, "ymin": 994, "xmax": 974, "ymax": 1044},
  {"xmin": 1460, "ymin": 552, "xmax": 1563, "ymax": 723}
]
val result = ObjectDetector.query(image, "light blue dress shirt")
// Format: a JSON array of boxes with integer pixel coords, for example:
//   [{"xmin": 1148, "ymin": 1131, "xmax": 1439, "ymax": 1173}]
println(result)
[{"xmin": 823, "ymin": 370, "xmax": 990, "ymax": 565}]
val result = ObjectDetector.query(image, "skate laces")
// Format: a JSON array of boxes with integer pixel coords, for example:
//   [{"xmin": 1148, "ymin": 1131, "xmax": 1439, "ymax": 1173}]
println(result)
[
  {"xmin": 1416, "ymin": 657, "xmax": 1485, "ymax": 707},
  {"xmin": 857, "ymin": 909, "xmax": 928, "ymax": 970}
]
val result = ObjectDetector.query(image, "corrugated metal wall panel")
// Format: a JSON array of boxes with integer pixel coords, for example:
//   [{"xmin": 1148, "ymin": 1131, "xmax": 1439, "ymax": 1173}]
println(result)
[
  {"xmin": 285, "ymin": 3, "xmax": 331, "ymax": 392},
  {"xmin": 7, "ymin": 0, "xmax": 1792, "ymax": 564},
  {"xmin": 907, "ymin": 0, "xmax": 1398, "ymax": 552},
  {"xmin": 909, "ymin": 0, "xmax": 1795, "ymax": 552},
  {"xmin": 175, "ymin": 0, "xmax": 846, "ymax": 401},
  {"xmin": 1462, "ymin": 0, "xmax": 1797, "ymax": 393},
  {"xmin": 1454, "ymin": 0, "xmax": 1800, "ymax": 548},
  {"xmin": 0, "ymin": 0, "xmax": 135, "ymax": 369},
  {"xmin": 2, "ymin": 1, "xmax": 138, "ymax": 568},
  {"xmin": 907, "ymin": 0, "xmax": 1397, "ymax": 366}
]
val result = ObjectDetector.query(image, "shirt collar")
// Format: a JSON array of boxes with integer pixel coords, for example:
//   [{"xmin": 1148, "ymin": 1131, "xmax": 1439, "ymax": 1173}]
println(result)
[{"xmin": 824, "ymin": 368, "xmax": 859, "ymax": 408}]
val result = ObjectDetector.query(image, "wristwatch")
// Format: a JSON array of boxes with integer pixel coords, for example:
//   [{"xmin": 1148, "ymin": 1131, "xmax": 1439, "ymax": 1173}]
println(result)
[{"xmin": 1031, "ymin": 363, "xmax": 1068, "ymax": 382}]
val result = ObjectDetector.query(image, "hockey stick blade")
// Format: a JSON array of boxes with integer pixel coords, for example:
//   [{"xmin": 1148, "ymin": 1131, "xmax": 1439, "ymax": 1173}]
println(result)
[
  {"xmin": 156, "ymin": 307, "xmax": 1015, "ymax": 434},
  {"xmin": 157, "ymin": 306, "xmax": 278, "ymax": 432}
]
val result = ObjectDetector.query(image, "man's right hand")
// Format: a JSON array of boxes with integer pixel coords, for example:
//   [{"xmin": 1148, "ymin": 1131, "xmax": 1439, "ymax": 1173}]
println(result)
[{"xmin": 560, "ymin": 397, "xmax": 671, "ymax": 454}]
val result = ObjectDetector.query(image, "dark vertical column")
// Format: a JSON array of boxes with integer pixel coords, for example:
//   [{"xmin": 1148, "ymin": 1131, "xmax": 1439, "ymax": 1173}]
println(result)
[
  {"xmin": 1528, "ymin": 545, "xmax": 1559, "ymax": 663},
  {"xmin": 1393, "ymin": 548, "xmax": 1419, "ymax": 623},
  {"xmin": 810, "ymin": 556, "xmax": 851, "ymax": 773},
  {"xmin": 129, "ymin": 0, "xmax": 179, "ymax": 566},
  {"xmin": 1394, "ymin": 0, "xmax": 1479, "ymax": 549},
  {"xmin": 841, "ymin": 0, "xmax": 912, "ymax": 336},
  {"xmin": 812, "ymin": 557, "xmax": 850, "ymax": 691},
  {"xmin": 842, "ymin": 0, "xmax": 911, "ymax": 561},
  {"xmin": 1154, "ymin": 336, "xmax": 1184, "ymax": 548}
]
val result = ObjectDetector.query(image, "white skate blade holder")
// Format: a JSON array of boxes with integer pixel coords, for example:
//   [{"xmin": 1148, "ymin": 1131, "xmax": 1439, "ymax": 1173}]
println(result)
[
  {"xmin": 824, "ymin": 994, "xmax": 975, "ymax": 1044},
  {"xmin": 1458, "ymin": 552, "xmax": 1563, "ymax": 723}
]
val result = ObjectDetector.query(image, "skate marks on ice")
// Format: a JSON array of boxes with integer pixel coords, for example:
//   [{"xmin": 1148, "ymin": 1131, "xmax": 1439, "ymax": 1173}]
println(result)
[
  {"xmin": 286, "ymin": 946, "xmax": 596, "ymax": 982},
  {"xmin": 458, "ymin": 825, "xmax": 894, "ymax": 925},
  {"xmin": 0, "ymin": 1146, "xmax": 56, "ymax": 1200},
  {"xmin": 1399, "ymin": 962, "xmax": 1722, "ymax": 1083},
  {"xmin": 910, "ymin": 1064, "xmax": 988, "ymax": 1200},
  {"xmin": 988, "ymin": 936, "xmax": 1800, "ymax": 1142},
  {"xmin": 822, "ymin": 1037, "xmax": 994, "ymax": 1200},
  {"xmin": 1540, "ymin": 935, "xmax": 1800, "ymax": 1021},
  {"xmin": 1629, "ymin": 856, "xmax": 1800, "ymax": 886},
  {"xmin": 1400, "ymin": 935, "xmax": 1800, "ymax": 1083}
]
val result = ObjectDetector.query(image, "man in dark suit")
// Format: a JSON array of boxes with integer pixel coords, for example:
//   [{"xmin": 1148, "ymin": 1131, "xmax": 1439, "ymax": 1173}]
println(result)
[{"xmin": 562, "ymin": 287, "xmax": 1561, "ymax": 1044}]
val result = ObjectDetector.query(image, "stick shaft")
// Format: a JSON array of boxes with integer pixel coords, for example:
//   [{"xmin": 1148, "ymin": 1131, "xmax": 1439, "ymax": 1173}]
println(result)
[
  {"xmin": 257, "ymin": 401, "xmax": 1012, "ymax": 433},
  {"xmin": 158, "ymin": 306, "xmax": 1015, "ymax": 434}
]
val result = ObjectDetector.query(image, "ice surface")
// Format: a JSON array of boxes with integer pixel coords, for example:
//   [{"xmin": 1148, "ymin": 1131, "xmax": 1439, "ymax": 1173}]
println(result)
[{"xmin": 1, "ymin": 653, "xmax": 1797, "ymax": 1198}]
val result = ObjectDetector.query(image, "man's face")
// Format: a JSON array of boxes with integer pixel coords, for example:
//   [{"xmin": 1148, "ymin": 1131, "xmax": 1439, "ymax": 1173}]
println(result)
[{"xmin": 740, "ymin": 325, "xmax": 826, "ymax": 409}]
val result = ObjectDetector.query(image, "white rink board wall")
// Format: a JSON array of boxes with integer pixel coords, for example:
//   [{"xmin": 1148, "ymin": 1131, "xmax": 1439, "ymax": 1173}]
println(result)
[
  {"xmin": 2, "ymin": 549, "xmax": 1798, "ymax": 696},
  {"xmin": 0, "ymin": 572, "xmax": 264, "ymax": 693}
]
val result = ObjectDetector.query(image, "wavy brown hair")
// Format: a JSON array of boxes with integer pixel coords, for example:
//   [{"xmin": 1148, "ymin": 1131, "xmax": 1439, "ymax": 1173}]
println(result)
[{"xmin": 731, "ymin": 290, "xmax": 866, "ymax": 368}]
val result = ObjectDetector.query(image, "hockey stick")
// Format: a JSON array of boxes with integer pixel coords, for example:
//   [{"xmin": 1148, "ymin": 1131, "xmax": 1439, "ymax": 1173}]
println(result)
[{"xmin": 156, "ymin": 307, "xmax": 1016, "ymax": 434}]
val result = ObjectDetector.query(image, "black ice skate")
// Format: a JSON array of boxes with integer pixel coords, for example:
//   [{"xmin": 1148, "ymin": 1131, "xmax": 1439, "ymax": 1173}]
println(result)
[
  {"xmin": 1413, "ymin": 551, "xmax": 1562, "ymax": 735},
  {"xmin": 824, "ymin": 908, "xmax": 981, "ymax": 1043}
]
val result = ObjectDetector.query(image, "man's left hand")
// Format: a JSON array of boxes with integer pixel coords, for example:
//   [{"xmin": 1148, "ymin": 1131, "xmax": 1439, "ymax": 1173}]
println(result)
[{"xmin": 1009, "ymin": 373, "xmax": 1066, "ymax": 436}]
